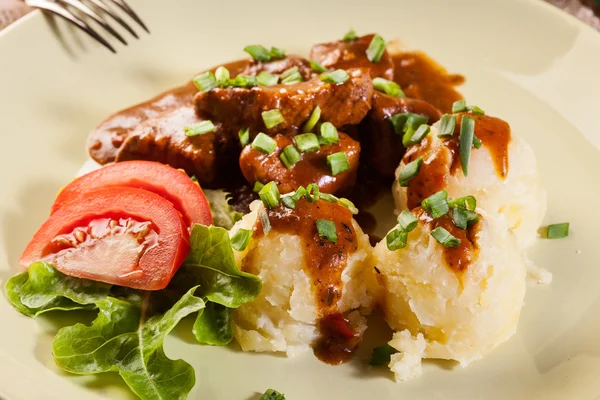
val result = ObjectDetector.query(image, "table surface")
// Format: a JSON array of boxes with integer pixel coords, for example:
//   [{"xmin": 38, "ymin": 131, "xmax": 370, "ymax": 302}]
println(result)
[{"xmin": 1, "ymin": 0, "xmax": 599, "ymax": 32}]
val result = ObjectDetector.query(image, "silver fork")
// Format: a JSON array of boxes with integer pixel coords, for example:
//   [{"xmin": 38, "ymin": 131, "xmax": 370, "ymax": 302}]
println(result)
[{"xmin": 24, "ymin": 0, "xmax": 148, "ymax": 53}]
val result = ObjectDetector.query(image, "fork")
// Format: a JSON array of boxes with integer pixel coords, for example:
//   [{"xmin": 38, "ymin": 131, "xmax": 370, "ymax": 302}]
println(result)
[{"xmin": 24, "ymin": 0, "xmax": 148, "ymax": 53}]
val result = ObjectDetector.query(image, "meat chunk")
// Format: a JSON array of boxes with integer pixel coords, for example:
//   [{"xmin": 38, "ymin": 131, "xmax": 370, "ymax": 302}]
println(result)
[
  {"xmin": 310, "ymin": 34, "xmax": 394, "ymax": 80},
  {"xmin": 241, "ymin": 55, "xmax": 314, "ymax": 80},
  {"xmin": 239, "ymin": 132, "xmax": 360, "ymax": 195},
  {"xmin": 114, "ymin": 106, "xmax": 236, "ymax": 186},
  {"xmin": 359, "ymin": 92, "xmax": 442, "ymax": 177},
  {"xmin": 195, "ymin": 68, "xmax": 373, "ymax": 136}
]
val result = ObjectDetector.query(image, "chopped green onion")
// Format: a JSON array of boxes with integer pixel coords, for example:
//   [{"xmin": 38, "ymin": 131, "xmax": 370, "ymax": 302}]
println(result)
[
  {"xmin": 319, "ymin": 122, "xmax": 339, "ymax": 144},
  {"xmin": 389, "ymin": 112, "xmax": 428, "ymax": 137},
  {"xmin": 257, "ymin": 71, "xmax": 279, "ymax": 87},
  {"xmin": 421, "ymin": 190, "xmax": 449, "ymax": 219},
  {"xmin": 459, "ymin": 116, "xmax": 475, "ymax": 176},
  {"xmin": 193, "ymin": 71, "xmax": 217, "ymax": 92},
  {"xmin": 403, "ymin": 124, "xmax": 430, "ymax": 147},
  {"xmin": 366, "ymin": 34, "xmax": 386, "ymax": 63},
  {"xmin": 281, "ymin": 72, "xmax": 303, "ymax": 85},
  {"xmin": 294, "ymin": 133, "xmax": 320, "ymax": 153},
  {"xmin": 370, "ymin": 344, "xmax": 397, "ymax": 366},
  {"xmin": 302, "ymin": 106, "xmax": 321, "ymax": 133},
  {"xmin": 327, "ymin": 152, "xmax": 350, "ymax": 176},
  {"xmin": 319, "ymin": 193, "xmax": 339, "ymax": 203},
  {"xmin": 231, "ymin": 228, "xmax": 252, "ymax": 251},
  {"xmin": 398, "ymin": 210, "xmax": 418, "ymax": 232},
  {"xmin": 339, "ymin": 198, "xmax": 359, "ymax": 214},
  {"xmin": 468, "ymin": 105, "xmax": 485, "ymax": 115},
  {"xmin": 452, "ymin": 99, "xmax": 468, "ymax": 113},
  {"xmin": 184, "ymin": 120, "xmax": 215, "ymax": 136},
  {"xmin": 372, "ymin": 77, "xmax": 405, "ymax": 97},
  {"xmin": 305, "ymin": 183, "xmax": 320, "ymax": 202},
  {"xmin": 280, "ymin": 66, "xmax": 299, "ymax": 81},
  {"xmin": 431, "ymin": 227, "xmax": 461, "ymax": 247},
  {"xmin": 291, "ymin": 186, "xmax": 306, "ymax": 201},
  {"xmin": 280, "ymin": 145, "xmax": 301, "ymax": 168},
  {"xmin": 449, "ymin": 195, "xmax": 476, "ymax": 211},
  {"xmin": 473, "ymin": 135, "xmax": 482, "ymax": 149},
  {"xmin": 437, "ymin": 114, "xmax": 456, "ymax": 138},
  {"xmin": 244, "ymin": 45, "xmax": 271, "ymax": 61},
  {"xmin": 262, "ymin": 109, "xmax": 285, "ymax": 129},
  {"xmin": 317, "ymin": 219, "xmax": 338, "ymax": 243},
  {"xmin": 238, "ymin": 127, "xmax": 250, "ymax": 147},
  {"xmin": 546, "ymin": 223, "xmax": 569, "ymax": 239},
  {"xmin": 258, "ymin": 181, "xmax": 281, "ymax": 209},
  {"xmin": 252, "ymin": 132, "xmax": 277, "ymax": 154},
  {"xmin": 259, "ymin": 209, "xmax": 271, "ymax": 234},
  {"xmin": 269, "ymin": 47, "xmax": 286, "ymax": 59},
  {"xmin": 386, "ymin": 228, "xmax": 408, "ymax": 250},
  {"xmin": 398, "ymin": 157, "xmax": 423, "ymax": 187},
  {"xmin": 253, "ymin": 181, "xmax": 265, "ymax": 193},
  {"xmin": 228, "ymin": 75, "xmax": 258, "ymax": 88},
  {"xmin": 259, "ymin": 389, "xmax": 285, "ymax": 400},
  {"xmin": 343, "ymin": 28, "xmax": 357, "ymax": 42},
  {"xmin": 281, "ymin": 196, "xmax": 296, "ymax": 209},
  {"xmin": 320, "ymin": 69, "xmax": 350, "ymax": 84},
  {"xmin": 214, "ymin": 66, "xmax": 230, "ymax": 86},
  {"xmin": 452, "ymin": 206, "xmax": 469, "ymax": 229},
  {"xmin": 310, "ymin": 59, "xmax": 328, "ymax": 73}
]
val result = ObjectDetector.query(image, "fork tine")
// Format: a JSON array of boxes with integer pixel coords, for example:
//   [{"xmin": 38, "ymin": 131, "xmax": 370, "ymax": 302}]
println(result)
[
  {"xmin": 58, "ymin": 0, "xmax": 128, "ymax": 45},
  {"xmin": 107, "ymin": 0, "xmax": 149, "ymax": 33},
  {"xmin": 26, "ymin": 0, "xmax": 116, "ymax": 53},
  {"xmin": 84, "ymin": 0, "xmax": 139, "ymax": 39}
]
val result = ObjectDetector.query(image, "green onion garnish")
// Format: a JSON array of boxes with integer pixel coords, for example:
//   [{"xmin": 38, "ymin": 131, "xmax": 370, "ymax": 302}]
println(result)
[
  {"xmin": 257, "ymin": 71, "xmax": 279, "ymax": 87},
  {"xmin": 259, "ymin": 209, "xmax": 271, "ymax": 234},
  {"xmin": 339, "ymin": 198, "xmax": 359, "ymax": 214},
  {"xmin": 184, "ymin": 120, "xmax": 215, "ymax": 136},
  {"xmin": 280, "ymin": 66, "xmax": 299, "ymax": 81},
  {"xmin": 319, "ymin": 122, "xmax": 339, "ymax": 144},
  {"xmin": 366, "ymin": 34, "xmax": 386, "ymax": 63},
  {"xmin": 291, "ymin": 186, "xmax": 307, "ymax": 201},
  {"xmin": 320, "ymin": 69, "xmax": 350, "ymax": 84},
  {"xmin": 468, "ymin": 105, "xmax": 485, "ymax": 115},
  {"xmin": 253, "ymin": 181, "xmax": 265, "ymax": 193},
  {"xmin": 252, "ymin": 132, "xmax": 277, "ymax": 154},
  {"xmin": 403, "ymin": 124, "xmax": 430, "ymax": 147},
  {"xmin": 269, "ymin": 47, "xmax": 286, "ymax": 59},
  {"xmin": 193, "ymin": 71, "xmax": 217, "ymax": 92},
  {"xmin": 437, "ymin": 114, "xmax": 456, "ymax": 138},
  {"xmin": 302, "ymin": 106, "xmax": 321, "ymax": 133},
  {"xmin": 305, "ymin": 183, "xmax": 320, "ymax": 202},
  {"xmin": 215, "ymin": 67, "xmax": 230, "ymax": 86},
  {"xmin": 262, "ymin": 109, "xmax": 285, "ymax": 129},
  {"xmin": 244, "ymin": 45, "xmax": 271, "ymax": 61},
  {"xmin": 370, "ymin": 344, "xmax": 397, "ymax": 366},
  {"xmin": 239, "ymin": 127, "xmax": 250, "ymax": 147},
  {"xmin": 372, "ymin": 77, "xmax": 405, "ymax": 98},
  {"xmin": 310, "ymin": 59, "xmax": 328, "ymax": 73},
  {"xmin": 281, "ymin": 196, "xmax": 296, "ymax": 209},
  {"xmin": 319, "ymin": 193, "xmax": 339, "ymax": 203},
  {"xmin": 452, "ymin": 206, "xmax": 470, "ymax": 229},
  {"xmin": 280, "ymin": 145, "xmax": 301, "ymax": 168},
  {"xmin": 231, "ymin": 229, "xmax": 252, "ymax": 251},
  {"xmin": 459, "ymin": 116, "xmax": 475, "ymax": 176},
  {"xmin": 389, "ymin": 112, "xmax": 428, "ymax": 137},
  {"xmin": 398, "ymin": 157, "xmax": 423, "ymax": 187},
  {"xmin": 449, "ymin": 195, "xmax": 476, "ymax": 211},
  {"xmin": 546, "ymin": 223, "xmax": 569, "ymax": 239},
  {"xmin": 259, "ymin": 389, "xmax": 285, "ymax": 400},
  {"xmin": 294, "ymin": 133, "xmax": 320, "ymax": 153},
  {"xmin": 258, "ymin": 181, "xmax": 281, "ymax": 209},
  {"xmin": 422, "ymin": 190, "xmax": 449, "ymax": 219},
  {"xmin": 316, "ymin": 219, "xmax": 338, "ymax": 243},
  {"xmin": 398, "ymin": 210, "xmax": 418, "ymax": 232},
  {"xmin": 343, "ymin": 28, "xmax": 357, "ymax": 42},
  {"xmin": 327, "ymin": 152, "xmax": 350, "ymax": 176},
  {"xmin": 473, "ymin": 135, "xmax": 482, "ymax": 149},
  {"xmin": 281, "ymin": 71, "xmax": 302, "ymax": 85},
  {"xmin": 431, "ymin": 227, "xmax": 461, "ymax": 247},
  {"xmin": 386, "ymin": 228, "xmax": 408, "ymax": 250},
  {"xmin": 452, "ymin": 99, "xmax": 468, "ymax": 113},
  {"xmin": 228, "ymin": 75, "xmax": 258, "ymax": 88}
]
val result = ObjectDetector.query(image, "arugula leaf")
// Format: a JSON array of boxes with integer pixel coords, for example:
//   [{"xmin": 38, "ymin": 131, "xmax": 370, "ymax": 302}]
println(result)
[
  {"xmin": 260, "ymin": 389, "xmax": 286, "ymax": 399},
  {"xmin": 6, "ymin": 261, "xmax": 111, "ymax": 317},
  {"xmin": 193, "ymin": 302, "xmax": 233, "ymax": 345},
  {"xmin": 53, "ymin": 287, "xmax": 205, "ymax": 400},
  {"xmin": 203, "ymin": 189, "xmax": 243, "ymax": 229}
]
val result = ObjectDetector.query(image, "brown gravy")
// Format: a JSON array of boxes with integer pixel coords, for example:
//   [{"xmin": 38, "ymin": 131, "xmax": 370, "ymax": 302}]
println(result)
[{"xmin": 313, "ymin": 313, "xmax": 361, "ymax": 365}]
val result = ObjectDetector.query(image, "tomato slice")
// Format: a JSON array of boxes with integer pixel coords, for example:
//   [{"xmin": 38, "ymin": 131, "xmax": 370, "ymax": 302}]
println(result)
[
  {"xmin": 51, "ymin": 161, "xmax": 212, "ymax": 228},
  {"xmin": 21, "ymin": 187, "xmax": 189, "ymax": 290}
]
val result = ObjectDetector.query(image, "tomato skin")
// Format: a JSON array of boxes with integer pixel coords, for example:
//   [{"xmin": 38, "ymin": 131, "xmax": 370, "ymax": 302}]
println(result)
[
  {"xmin": 21, "ymin": 187, "xmax": 189, "ymax": 290},
  {"xmin": 51, "ymin": 161, "xmax": 212, "ymax": 228}
]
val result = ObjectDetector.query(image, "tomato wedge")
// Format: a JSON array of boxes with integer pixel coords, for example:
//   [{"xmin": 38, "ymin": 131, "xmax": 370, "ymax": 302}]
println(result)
[
  {"xmin": 51, "ymin": 161, "xmax": 212, "ymax": 228},
  {"xmin": 20, "ymin": 187, "xmax": 189, "ymax": 290}
]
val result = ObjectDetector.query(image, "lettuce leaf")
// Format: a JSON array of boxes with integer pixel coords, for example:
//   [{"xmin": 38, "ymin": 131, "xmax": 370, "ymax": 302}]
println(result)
[
  {"xmin": 193, "ymin": 302, "xmax": 233, "ymax": 345},
  {"xmin": 203, "ymin": 189, "xmax": 242, "ymax": 229}
]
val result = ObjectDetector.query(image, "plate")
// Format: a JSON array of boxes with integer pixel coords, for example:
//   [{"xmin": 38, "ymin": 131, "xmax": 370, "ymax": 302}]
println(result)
[{"xmin": 1, "ymin": 0, "xmax": 600, "ymax": 399}]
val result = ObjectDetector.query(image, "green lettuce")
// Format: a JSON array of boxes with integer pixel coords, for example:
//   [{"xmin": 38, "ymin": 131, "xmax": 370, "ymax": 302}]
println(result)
[{"xmin": 203, "ymin": 189, "xmax": 243, "ymax": 229}]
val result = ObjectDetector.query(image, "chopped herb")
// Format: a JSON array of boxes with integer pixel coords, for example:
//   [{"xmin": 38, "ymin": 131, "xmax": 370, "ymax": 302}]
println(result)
[
  {"xmin": 327, "ymin": 152, "xmax": 350, "ymax": 176},
  {"xmin": 372, "ymin": 77, "xmax": 405, "ymax": 97},
  {"xmin": 244, "ymin": 44, "xmax": 271, "ymax": 61},
  {"xmin": 403, "ymin": 124, "xmax": 430, "ymax": 147},
  {"xmin": 252, "ymin": 132, "xmax": 277, "ymax": 154},
  {"xmin": 398, "ymin": 157, "xmax": 423, "ymax": 187},
  {"xmin": 449, "ymin": 195, "xmax": 476, "ymax": 211},
  {"xmin": 257, "ymin": 71, "xmax": 279, "ymax": 87},
  {"xmin": 214, "ymin": 66, "xmax": 230, "ymax": 86},
  {"xmin": 317, "ymin": 219, "xmax": 338, "ymax": 243},
  {"xmin": 291, "ymin": 186, "xmax": 307, "ymax": 201},
  {"xmin": 310, "ymin": 59, "xmax": 328, "ymax": 73},
  {"xmin": 398, "ymin": 210, "xmax": 418, "ymax": 232},
  {"xmin": 281, "ymin": 71, "xmax": 302, "ymax": 85},
  {"xmin": 260, "ymin": 388, "xmax": 286, "ymax": 400},
  {"xmin": 319, "ymin": 122, "xmax": 339, "ymax": 145},
  {"xmin": 343, "ymin": 28, "xmax": 357, "ymax": 42},
  {"xmin": 305, "ymin": 183, "xmax": 320, "ymax": 202},
  {"xmin": 253, "ymin": 181, "xmax": 265, "ymax": 193},
  {"xmin": 320, "ymin": 69, "xmax": 350, "ymax": 84},
  {"xmin": 386, "ymin": 228, "xmax": 408, "ymax": 250},
  {"xmin": 259, "ymin": 209, "xmax": 271, "ymax": 234},
  {"xmin": 258, "ymin": 182, "xmax": 280, "ymax": 209},
  {"xmin": 319, "ymin": 193, "xmax": 339, "ymax": 203},
  {"xmin": 459, "ymin": 116, "xmax": 475, "ymax": 176},
  {"xmin": 473, "ymin": 135, "xmax": 482, "ymax": 149},
  {"xmin": 437, "ymin": 114, "xmax": 456, "ymax": 138},
  {"xmin": 193, "ymin": 71, "xmax": 217, "ymax": 92},
  {"xmin": 230, "ymin": 229, "xmax": 252, "ymax": 251},
  {"xmin": 238, "ymin": 127, "xmax": 250, "ymax": 147},
  {"xmin": 452, "ymin": 206, "xmax": 469, "ymax": 229},
  {"xmin": 294, "ymin": 133, "xmax": 320, "ymax": 153},
  {"xmin": 184, "ymin": 121, "xmax": 215, "ymax": 136},
  {"xmin": 452, "ymin": 99, "xmax": 468, "ymax": 113},
  {"xmin": 280, "ymin": 66, "xmax": 299, "ymax": 80},
  {"xmin": 281, "ymin": 196, "xmax": 296, "ymax": 209},
  {"xmin": 228, "ymin": 75, "xmax": 258, "ymax": 88},
  {"xmin": 421, "ymin": 190, "xmax": 449, "ymax": 219},
  {"xmin": 302, "ymin": 105, "xmax": 321, "ymax": 133},
  {"xmin": 262, "ymin": 109, "xmax": 285, "ymax": 129},
  {"xmin": 431, "ymin": 226, "xmax": 461, "ymax": 247},
  {"xmin": 468, "ymin": 105, "xmax": 485, "ymax": 115},
  {"xmin": 366, "ymin": 34, "xmax": 386, "ymax": 63},
  {"xmin": 370, "ymin": 344, "xmax": 398, "ymax": 366},
  {"xmin": 339, "ymin": 198, "xmax": 358, "ymax": 214},
  {"xmin": 280, "ymin": 145, "xmax": 301, "ymax": 168},
  {"xmin": 546, "ymin": 223, "xmax": 569, "ymax": 239},
  {"xmin": 269, "ymin": 47, "xmax": 286, "ymax": 59}
]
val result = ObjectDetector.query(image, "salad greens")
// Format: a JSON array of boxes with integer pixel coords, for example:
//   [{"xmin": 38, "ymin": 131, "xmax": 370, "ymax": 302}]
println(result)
[
  {"xmin": 260, "ymin": 389, "xmax": 286, "ymax": 400},
  {"xmin": 203, "ymin": 189, "xmax": 243, "ymax": 229},
  {"xmin": 5, "ymin": 225, "xmax": 262, "ymax": 400}
]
